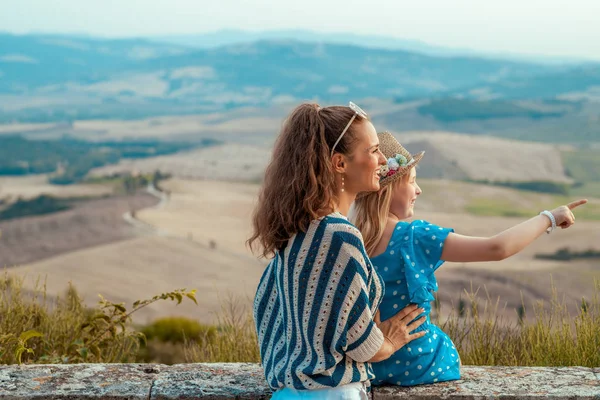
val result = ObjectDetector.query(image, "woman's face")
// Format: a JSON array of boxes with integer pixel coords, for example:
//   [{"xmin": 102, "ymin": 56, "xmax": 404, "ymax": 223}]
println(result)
[
  {"xmin": 390, "ymin": 167, "xmax": 422, "ymax": 219},
  {"xmin": 343, "ymin": 121, "xmax": 386, "ymax": 194}
]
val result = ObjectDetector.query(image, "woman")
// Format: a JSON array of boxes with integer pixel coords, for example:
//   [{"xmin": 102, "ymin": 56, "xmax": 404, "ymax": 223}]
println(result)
[
  {"xmin": 351, "ymin": 132, "xmax": 587, "ymax": 386},
  {"xmin": 250, "ymin": 103, "xmax": 428, "ymax": 399}
]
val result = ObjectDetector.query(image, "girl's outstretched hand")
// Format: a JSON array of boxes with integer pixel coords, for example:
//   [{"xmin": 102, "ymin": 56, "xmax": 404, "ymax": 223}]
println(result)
[{"xmin": 551, "ymin": 199, "xmax": 588, "ymax": 229}]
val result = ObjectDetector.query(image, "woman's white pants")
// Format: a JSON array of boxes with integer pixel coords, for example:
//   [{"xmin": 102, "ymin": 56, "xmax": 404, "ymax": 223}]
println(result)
[{"xmin": 270, "ymin": 381, "xmax": 369, "ymax": 399}]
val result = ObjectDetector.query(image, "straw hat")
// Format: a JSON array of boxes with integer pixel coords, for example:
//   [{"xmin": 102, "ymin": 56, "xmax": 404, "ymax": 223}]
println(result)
[{"xmin": 357, "ymin": 132, "xmax": 425, "ymax": 199}]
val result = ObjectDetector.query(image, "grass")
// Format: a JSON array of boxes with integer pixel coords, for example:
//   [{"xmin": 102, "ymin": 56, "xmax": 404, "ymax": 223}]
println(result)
[
  {"xmin": 465, "ymin": 198, "xmax": 534, "ymax": 218},
  {"xmin": 570, "ymin": 182, "xmax": 600, "ymax": 199},
  {"xmin": 420, "ymin": 147, "xmax": 600, "ymax": 217},
  {"xmin": 417, "ymin": 178, "xmax": 600, "ymax": 219},
  {"xmin": 2, "ymin": 272, "xmax": 599, "ymax": 367},
  {"xmin": 561, "ymin": 149, "xmax": 600, "ymax": 199},
  {"xmin": 538, "ymin": 195, "xmax": 600, "ymax": 220},
  {"xmin": 562, "ymin": 150, "xmax": 600, "ymax": 183},
  {"xmin": 0, "ymin": 274, "xmax": 138, "ymax": 364},
  {"xmin": 182, "ymin": 296, "xmax": 260, "ymax": 363},
  {"xmin": 0, "ymin": 272, "xmax": 196, "ymax": 364},
  {"xmin": 437, "ymin": 283, "xmax": 600, "ymax": 366}
]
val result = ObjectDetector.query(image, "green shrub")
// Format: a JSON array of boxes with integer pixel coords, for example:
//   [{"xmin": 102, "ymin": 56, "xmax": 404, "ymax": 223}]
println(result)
[
  {"xmin": 0, "ymin": 272, "xmax": 196, "ymax": 364},
  {"xmin": 534, "ymin": 247, "xmax": 600, "ymax": 261},
  {"xmin": 141, "ymin": 317, "xmax": 216, "ymax": 344},
  {"xmin": 418, "ymin": 98, "xmax": 563, "ymax": 122},
  {"xmin": 0, "ymin": 135, "xmax": 211, "ymax": 185},
  {"xmin": 0, "ymin": 195, "xmax": 72, "ymax": 221},
  {"xmin": 466, "ymin": 179, "xmax": 571, "ymax": 195}
]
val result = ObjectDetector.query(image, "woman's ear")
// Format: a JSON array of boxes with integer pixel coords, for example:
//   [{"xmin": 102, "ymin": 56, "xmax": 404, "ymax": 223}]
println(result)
[{"xmin": 331, "ymin": 153, "xmax": 347, "ymax": 174}]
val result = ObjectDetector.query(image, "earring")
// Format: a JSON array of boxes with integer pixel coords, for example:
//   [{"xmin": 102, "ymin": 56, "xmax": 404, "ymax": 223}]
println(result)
[{"xmin": 341, "ymin": 174, "xmax": 345, "ymax": 192}]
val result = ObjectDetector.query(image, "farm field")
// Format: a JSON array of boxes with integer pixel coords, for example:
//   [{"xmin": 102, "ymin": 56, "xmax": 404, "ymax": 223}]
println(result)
[
  {"xmin": 0, "ymin": 192, "xmax": 159, "ymax": 268},
  {"xmin": 8, "ymin": 178, "xmax": 599, "ymax": 324},
  {"xmin": 86, "ymin": 131, "xmax": 578, "ymax": 184},
  {"xmin": 0, "ymin": 175, "xmax": 113, "ymax": 200}
]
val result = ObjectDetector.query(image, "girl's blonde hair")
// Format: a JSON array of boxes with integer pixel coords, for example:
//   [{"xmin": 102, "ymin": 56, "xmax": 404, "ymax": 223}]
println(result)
[{"xmin": 350, "ymin": 173, "xmax": 409, "ymax": 256}]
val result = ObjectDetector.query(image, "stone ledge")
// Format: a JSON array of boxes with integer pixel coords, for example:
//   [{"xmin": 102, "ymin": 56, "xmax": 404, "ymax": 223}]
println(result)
[
  {"xmin": 376, "ymin": 366, "xmax": 600, "ymax": 399},
  {"xmin": 0, "ymin": 364, "xmax": 598, "ymax": 399}
]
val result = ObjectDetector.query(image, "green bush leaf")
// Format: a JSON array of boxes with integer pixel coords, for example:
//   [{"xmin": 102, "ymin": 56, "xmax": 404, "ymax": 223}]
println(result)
[
  {"xmin": 186, "ymin": 292, "xmax": 198, "ymax": 305},
  {"xmin": 19, "ymin": 330, "xmax": 43, "ymax": 342},
  {"xmin": 78, "ymin": 347, "xmax": 88, "ymax": 360}
]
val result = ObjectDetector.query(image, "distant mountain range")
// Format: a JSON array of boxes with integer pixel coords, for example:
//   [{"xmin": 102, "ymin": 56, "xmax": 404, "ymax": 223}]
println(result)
[
  {"xmin": 2, "ymin": 32, "xmax": 552, "ymax": 93},
  {"xmin": 152, "ymin": 29, "xmax": 598, "ymax": 65},
  {"xmin": 153, "ymin": 29, "xmax": 460, "ymax": 56},
  {"xmin": 1, "ymin": 32, "xmax": 599, "ymax": 137}
]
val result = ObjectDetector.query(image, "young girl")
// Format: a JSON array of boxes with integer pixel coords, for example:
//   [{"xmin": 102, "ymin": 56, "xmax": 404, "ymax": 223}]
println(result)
[{"xmin": 350, "ymin": 132, "xmax": 587, "ymax": 386}]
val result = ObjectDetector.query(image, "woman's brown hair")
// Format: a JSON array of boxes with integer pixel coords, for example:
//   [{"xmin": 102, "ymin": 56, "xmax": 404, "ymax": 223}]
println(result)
[{"xmin": 247, "ymin": 103, "xmax": 367, "ymax": 258}]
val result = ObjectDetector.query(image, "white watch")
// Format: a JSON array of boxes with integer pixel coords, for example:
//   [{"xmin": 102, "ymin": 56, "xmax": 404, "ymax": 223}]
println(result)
[{"xmin": 539, "ymin": 210, "xmax": 556, "ymax": 234}]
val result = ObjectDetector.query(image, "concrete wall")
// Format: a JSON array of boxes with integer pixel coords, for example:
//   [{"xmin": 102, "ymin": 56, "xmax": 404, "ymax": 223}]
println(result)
[{"xmin": 1, "ymin": 363, "xmax": 599, "ymax": 399}]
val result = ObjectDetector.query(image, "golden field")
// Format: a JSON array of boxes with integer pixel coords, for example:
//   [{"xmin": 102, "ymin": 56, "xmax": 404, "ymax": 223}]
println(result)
[{"xmin": 6, "ymin": 177, "xmax": 599, "ymax": 324}]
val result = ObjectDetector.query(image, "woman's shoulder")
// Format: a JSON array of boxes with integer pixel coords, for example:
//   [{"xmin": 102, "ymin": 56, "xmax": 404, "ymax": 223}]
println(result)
[
  {"xmin": 311, "ymin": 213, "xmax": 369, "ymax": 257},
  {"xmin": 319, "ymin": 212, "xmax": 363, "ymax": 238}
]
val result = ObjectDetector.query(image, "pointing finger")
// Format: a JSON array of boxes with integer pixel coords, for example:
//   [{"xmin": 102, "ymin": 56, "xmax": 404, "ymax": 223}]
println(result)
[{"xmin": 567, "ymin": 199, "xmax": 588, "ymax": 210}]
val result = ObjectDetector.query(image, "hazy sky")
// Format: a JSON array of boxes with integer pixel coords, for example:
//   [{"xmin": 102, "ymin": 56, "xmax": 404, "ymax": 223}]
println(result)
[{"xmin": 2, "ymin": 0, "xmax": 600, "ymax": 60}]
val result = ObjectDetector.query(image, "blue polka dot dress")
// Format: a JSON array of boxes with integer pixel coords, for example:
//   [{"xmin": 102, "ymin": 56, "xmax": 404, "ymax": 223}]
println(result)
[{"xmin": 370, "ymin": 220, "xmax": 461, "ymax": 386}]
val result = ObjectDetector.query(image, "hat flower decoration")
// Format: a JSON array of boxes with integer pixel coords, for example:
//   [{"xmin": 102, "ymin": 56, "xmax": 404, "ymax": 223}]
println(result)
[
  {"xmin": 383, "ymin": 153, "xmax": 410, "ymax": 178},
  {"xmin": 356, "ymin": 132, "xmax": 425, "ymax": 200}
]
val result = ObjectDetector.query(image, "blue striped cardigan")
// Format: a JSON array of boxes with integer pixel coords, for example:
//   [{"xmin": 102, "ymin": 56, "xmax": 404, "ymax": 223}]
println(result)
[{"xmin": 253, "ymin": 213, "xmax": 385, "ymax": 390}]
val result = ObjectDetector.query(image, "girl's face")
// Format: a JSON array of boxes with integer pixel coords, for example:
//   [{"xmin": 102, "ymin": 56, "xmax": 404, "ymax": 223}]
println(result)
[
  {"xmin": 342, "ymin": 121, "xmax": 387, "ymax": 194},
  {"xmin": 390, "ymin": 167, "xmax": 422, "ymax": 219}
]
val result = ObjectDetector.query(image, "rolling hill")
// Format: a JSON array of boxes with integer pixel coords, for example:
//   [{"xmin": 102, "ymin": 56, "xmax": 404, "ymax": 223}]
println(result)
[
  {"xmin": 1, "ymin": 33, "xmax": 598, "ymax": 146},
  {"xmin": 1, "ymin": 33, "xmax": 551, "ymax": 95},
  {"xmin": 0, "ymin": 33, "xmax": 569, "ymax": 120},
  {"xmin": 375, "ymin": 98, "xmax": 600, "ymax": 144},
  {"xmin": 85, "ymin": 132, "xmax": 574, "ymax": 185},
  {"xmin": 153, "ymin": 29, "xmax": 597, "ymax": 64},
  {"xmin": 0, "ymin": 33, "xmax": 192, "ymax": 91}
]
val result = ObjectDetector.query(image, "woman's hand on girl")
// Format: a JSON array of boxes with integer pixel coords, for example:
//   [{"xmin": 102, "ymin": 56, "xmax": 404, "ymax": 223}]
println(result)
[{"xmin": 370, "ymin": 304, "xmax": 427, "ymax": 361}]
